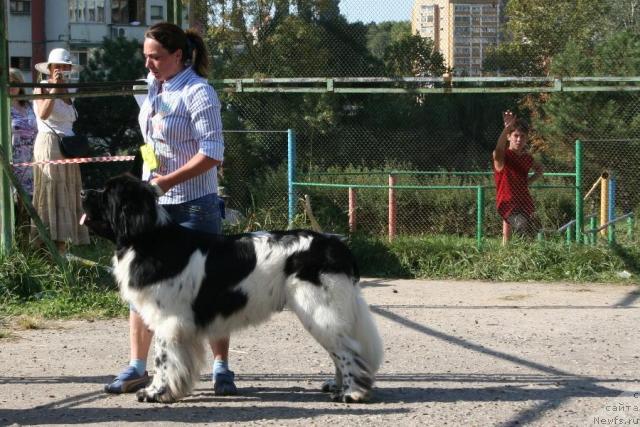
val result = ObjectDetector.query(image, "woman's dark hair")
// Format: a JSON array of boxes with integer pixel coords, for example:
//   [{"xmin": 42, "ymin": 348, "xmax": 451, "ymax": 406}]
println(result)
[{"xmin": 144, "ymin": 22, "xmax": 209, "ymax": 77}]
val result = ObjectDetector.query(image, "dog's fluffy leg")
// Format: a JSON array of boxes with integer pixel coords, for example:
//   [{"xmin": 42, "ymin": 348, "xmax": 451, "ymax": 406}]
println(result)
[
  {"xmin": 136, "ymin": 319, "xmax": 205, "ymax": 403},
  {"xmin": 287, "ymin": 273, "xmax": 383, "ymax": 403}
]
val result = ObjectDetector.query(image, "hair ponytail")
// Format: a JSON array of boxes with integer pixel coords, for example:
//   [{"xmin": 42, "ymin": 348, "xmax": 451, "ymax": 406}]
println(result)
[
  {"xmin": 185, "ymin": 30, "xmax": 208, "ymax": 77},
  {"xmin": 145, "ymin": 22, "xmax": 209, "ymax": 77}
]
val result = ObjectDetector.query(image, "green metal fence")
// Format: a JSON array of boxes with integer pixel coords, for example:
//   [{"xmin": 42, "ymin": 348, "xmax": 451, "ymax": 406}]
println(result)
[{"xmin": 2, "ymin": 1, "xmax": 640, "ymax": 254}]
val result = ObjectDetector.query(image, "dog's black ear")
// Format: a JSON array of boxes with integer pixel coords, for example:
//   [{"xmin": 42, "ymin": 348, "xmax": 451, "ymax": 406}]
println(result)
[{"xmin": 106, "ymin": 175, "xmax": 158, "ymax": 245}]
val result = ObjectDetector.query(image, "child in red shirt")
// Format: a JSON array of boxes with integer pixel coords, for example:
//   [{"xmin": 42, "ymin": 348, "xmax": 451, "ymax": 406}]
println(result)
[{"xmin": 493, "ymin": 111, "xmax": 544, "ymax": 245}]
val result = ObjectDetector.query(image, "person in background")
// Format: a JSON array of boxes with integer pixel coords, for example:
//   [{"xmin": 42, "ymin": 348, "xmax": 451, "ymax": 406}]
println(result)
[
  {"xmin": 9, "ymin": 67, "xmax": 37, "ymax": 226},
  {"xmin": 493, "ymin": 110, "xmax": 544, "ymax": 245},
  {"xmin": 104, "ymin": 22, "xmax": 237, "ymax": 397},
  {"xmin": 32, "ymin": 48, "xmax": 89, "ymax": 254}
]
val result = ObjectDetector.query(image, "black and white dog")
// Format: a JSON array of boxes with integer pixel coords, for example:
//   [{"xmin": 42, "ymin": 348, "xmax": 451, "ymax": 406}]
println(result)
[{"xmin": 80, "ymin": 174, "xmax": 383, "ymax": 404}]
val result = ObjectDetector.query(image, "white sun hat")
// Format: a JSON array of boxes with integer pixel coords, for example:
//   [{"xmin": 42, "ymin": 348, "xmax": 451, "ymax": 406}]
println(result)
[{"xmin": 34, "ymin": 48, "xmax": 80, "ymax": 74}]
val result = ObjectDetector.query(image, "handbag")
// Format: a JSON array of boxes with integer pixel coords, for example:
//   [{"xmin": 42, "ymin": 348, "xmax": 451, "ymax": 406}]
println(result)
[
  {"xmin": 41, "ymin": 103, "xmax": 90, "ymax": 159},
  {"xmin": 58, "ymin": 135, "xmax": 90, "ymax": 158}
]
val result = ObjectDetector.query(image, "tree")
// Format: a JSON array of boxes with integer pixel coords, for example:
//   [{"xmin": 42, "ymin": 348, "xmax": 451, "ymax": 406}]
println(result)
[
  {"xmin": 366, "ymin": 21, "xmax": 411, "ymax": 60},
  {"xmin": 485, "ymin": 0, "xmax": 610, "ymax": 76},
  {"xmin": 382, "ymin": 33, "xmax": 445, "ymax": 77},
  {"xmin": 534, "ymin": 31, "xmax": 640, "ymax": 210},
  {"xmin": 75, "ymin": 36, "xmax": 146, "ymax": 153}
]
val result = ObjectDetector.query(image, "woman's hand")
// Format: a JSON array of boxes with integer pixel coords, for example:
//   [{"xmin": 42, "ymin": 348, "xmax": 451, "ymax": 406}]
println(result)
[{"xmin": 53, "ymin": 69, "xmax": 65, "ymax": 83}]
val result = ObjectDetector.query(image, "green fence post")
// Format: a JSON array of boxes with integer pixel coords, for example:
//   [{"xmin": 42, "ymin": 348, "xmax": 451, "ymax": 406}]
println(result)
[
  {"xmin": 476, "ymin": 186, "xmax": 484, "ymax": 249},
  {"xmin": 0, "ymin": 5, "xmax": 14, "ymax": 253},
  {"xmin": 575, "ymin": 140, "xmax": 583, "ymax": 244},
  {"xmin": 0, "ymin": 146, "xmax": 69, "ymax": 273},
  {"xmin": 590, "ymin": 216, "xmax": 597, "ymax": 245}
]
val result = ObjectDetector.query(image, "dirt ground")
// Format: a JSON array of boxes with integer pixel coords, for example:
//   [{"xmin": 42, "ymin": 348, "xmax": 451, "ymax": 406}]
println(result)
[{"xmin": 1, "ymin": 278, "xmax": 640, "ymax": 427}]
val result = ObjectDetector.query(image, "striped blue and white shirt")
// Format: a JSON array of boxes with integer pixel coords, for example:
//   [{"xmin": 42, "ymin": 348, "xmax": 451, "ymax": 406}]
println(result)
[{"xmin": 139, "ymin": 67, "xmax": 224, "ymax": 204}]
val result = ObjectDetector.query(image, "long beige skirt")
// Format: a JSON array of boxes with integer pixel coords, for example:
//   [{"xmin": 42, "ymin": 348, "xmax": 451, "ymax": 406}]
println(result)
[{"xmin": 31, "ymin": 132, "xmax": 90, "ymax": 245}]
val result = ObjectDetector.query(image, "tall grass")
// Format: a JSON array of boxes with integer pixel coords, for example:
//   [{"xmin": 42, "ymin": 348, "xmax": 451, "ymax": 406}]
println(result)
[
  {"xmin": 351, "ymin": 234, "xmax": 635, "ymax": 283},
  {"xmin": 1, "ymin": 223, "xmax": 637, "ymax": 321},
  {"xmin": 0, "ymin": 239, "xmax": 126, "ymax": 319}
]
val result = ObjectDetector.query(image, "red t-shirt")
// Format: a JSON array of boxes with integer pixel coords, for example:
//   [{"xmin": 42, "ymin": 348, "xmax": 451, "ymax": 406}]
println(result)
[{"xmin": 493, "ymin": 149, "xmax": 534, "ymax": 220}]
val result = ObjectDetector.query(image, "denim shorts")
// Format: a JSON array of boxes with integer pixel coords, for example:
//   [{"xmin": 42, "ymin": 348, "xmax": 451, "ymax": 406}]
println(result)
[{"xmin": 162, "ymin": 193, "xmax": 222, "ymax": 235}]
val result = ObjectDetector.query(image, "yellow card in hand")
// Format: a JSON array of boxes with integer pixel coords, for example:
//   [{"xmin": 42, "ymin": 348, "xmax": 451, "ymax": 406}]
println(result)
[{"xmin": 140, "ymin": 144, "xmax": 158, "ymax": 171}]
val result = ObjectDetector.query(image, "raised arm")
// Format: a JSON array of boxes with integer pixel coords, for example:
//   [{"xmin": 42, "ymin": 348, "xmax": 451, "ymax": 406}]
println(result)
[
  {"xmin": 34, "ymin": 69, "xmax": 71, "ymax": 120},
  {"xmin": 493, "ymin": 110, "xmax": 516, "ymax": 172}
]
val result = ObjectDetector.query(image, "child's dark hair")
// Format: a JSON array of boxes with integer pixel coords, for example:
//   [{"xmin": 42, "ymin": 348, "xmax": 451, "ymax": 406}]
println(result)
[
  {"xmin": 144, "ymin": 22, "xmax": 209, "ymax": 77},
  {"xmin": 508, "ymin": 118, "xmax": 530, "ymax": 134}
]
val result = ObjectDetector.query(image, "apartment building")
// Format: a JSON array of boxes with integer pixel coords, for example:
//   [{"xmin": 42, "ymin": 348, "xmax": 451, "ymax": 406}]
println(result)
[
  {"xmin": 411, "ymin": 0, "xmax": 506, "ymax": 76},
  {"xmin": 6, "ymin": 0, "xmax": 189, "ymax": 82}
]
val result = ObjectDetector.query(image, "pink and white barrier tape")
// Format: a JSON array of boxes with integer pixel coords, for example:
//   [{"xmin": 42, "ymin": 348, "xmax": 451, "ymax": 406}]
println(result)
[{"xmin": 11, "ymin": 155, "xmax": 136, "ymax": 167}]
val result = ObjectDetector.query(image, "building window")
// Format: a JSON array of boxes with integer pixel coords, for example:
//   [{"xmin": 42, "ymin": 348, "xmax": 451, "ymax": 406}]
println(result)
[
  {"xmin": 69, "ymin": 0, "xmax": 106, "ymax": 23},
  {"xmin": 10, "ymin": 0, "xmax": 31, "ymax": 15},
  {"xmin": 150, "ymin": 5, "xmax": 164, "ymax": 20},
  {"xmin": 69, "ymin": 50, "xmax": 89, "ymax": 80},
  {"xmin": 10, "ymin": 56, "xmax": 31, "ymax": 71},
  {"xmin": 112, "ymin": 0, "xmax": 146, "ymax": 25}
]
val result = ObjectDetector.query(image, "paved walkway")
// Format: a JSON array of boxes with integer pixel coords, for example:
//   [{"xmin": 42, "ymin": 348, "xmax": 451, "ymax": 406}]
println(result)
[{"xmin": 1, "ymin": 279, "xmax": 639, "ymax": 426}]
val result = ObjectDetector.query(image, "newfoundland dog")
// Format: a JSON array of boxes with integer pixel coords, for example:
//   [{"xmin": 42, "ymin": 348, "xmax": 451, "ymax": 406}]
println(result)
[{"xmin": 80, "ymin": 174, "xmax": 383, "ymax": 403}]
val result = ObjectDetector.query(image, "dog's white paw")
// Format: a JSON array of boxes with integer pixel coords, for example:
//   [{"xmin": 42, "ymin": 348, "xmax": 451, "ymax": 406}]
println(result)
[
  {"xmin": 343, "ymin": 389, "xmax": 371, "ymax": 403},
  {"xmin": 136, "ymin": 386, "xmax": 175, "ymax": 403},
  {"xmin": 330, "ymin": 388, "xmax": 371, "ymax": 403}
]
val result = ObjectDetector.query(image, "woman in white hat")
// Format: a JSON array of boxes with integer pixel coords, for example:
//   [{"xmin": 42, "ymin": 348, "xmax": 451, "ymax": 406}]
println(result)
[{"xmin": 32, "ymin": 48, "xmax": 89, "ymax": 253}]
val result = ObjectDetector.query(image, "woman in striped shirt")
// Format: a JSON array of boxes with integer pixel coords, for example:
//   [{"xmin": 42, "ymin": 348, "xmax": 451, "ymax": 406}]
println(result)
[{"xmin": 105, "ymin": 22, "xmax": 236, "ymax": 396}]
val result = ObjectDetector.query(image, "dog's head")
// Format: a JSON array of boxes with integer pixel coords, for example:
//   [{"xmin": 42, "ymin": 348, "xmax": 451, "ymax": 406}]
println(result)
[{"xmin": 80, "ymin": 174, "xmax": 160, "ymax": 245}]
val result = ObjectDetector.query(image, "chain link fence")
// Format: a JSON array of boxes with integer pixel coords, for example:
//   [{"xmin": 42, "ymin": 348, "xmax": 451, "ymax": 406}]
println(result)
[
  {"xmin": 199, "ymin": 0, "xmax": 640, "ymax": 244},
  {"xmin": 7, "ymin": 0, "xmax": 640, "ymax": 247}
]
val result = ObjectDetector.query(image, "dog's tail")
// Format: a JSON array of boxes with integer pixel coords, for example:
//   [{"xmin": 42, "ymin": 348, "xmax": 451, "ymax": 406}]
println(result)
[{"xmin": 352, "ymin": 289, "xmax": 384, "ymax": 374}]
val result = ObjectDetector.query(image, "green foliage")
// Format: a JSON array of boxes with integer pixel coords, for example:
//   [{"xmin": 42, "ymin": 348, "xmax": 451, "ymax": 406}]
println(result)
[
  {"xmin": 299, "ymin": 165, "xmax": 575, "ymax": 237},
  {"xmin": 75, "ymin": 37, "xmax": 145, "ymax": 150},
  {"xmin": 366, "ymin": 21, "xmax": 411, "ymax": 59},
  {"xmin": 74, "ymin": 36, "xmax": 147, "ymax": 188},
  {"xmin": 0, "ymin": 238, "xmax": 125, "ymax": 318},
  {"xmin": 208, "ymin": 2, "xmax": 376, "ymax": 78},
  {"xmin": 2, "ymin": 228, "xmax": 638, "ymax": 319},
  {"xmin": 382, "ymin": 33, "xmax": 446, "ymax": 77},
  {"xmin": 486, "ymin": 0, "xmax": 610, "ymax": 75},
  {"xmin": 351, "ymin": 235, "xmax": 634, "ymax": 283},
  {"xmin": 533, "ymin": 31, "xmax": 640, "ymax": 210}
]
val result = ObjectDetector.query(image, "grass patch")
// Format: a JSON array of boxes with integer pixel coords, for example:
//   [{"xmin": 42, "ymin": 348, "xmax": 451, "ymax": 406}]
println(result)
[
  {"xmin": 0, "ymin": 237, "xmax": 127, "ymax": 320},
  {"xmin": 15, "ymin": 315, "xmax": 45, "ymax": 330},
  {"xmin": 351, "ymin": 234, "xmax": 638, "ymax": 283},
  {"xmin": 1, "ymin": 233, "xmax": 638, "ymax": 320}
]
